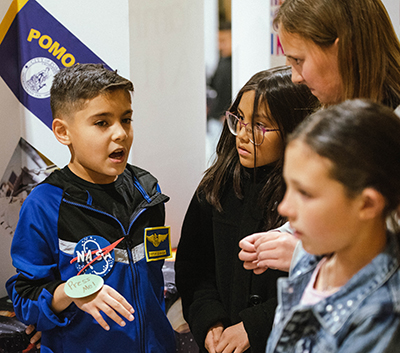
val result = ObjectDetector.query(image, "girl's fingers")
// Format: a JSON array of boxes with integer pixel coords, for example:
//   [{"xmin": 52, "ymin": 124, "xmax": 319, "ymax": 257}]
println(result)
[
  {"xmin": 239, "ymin": 233, "xmax": 262, "ymax": 250},
  {"xmin": 242, "ymin": 259, "xmax": 258, "ymax": 270},
  {"xmin": 238, "ymin": 249, "xmax": 258, "ymax": 262}
]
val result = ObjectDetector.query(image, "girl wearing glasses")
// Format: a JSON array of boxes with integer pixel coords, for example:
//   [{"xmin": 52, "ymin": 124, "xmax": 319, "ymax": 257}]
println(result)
[{"xmin": 175, "ymin": 66, "xmax": 319, "ymax": 353}]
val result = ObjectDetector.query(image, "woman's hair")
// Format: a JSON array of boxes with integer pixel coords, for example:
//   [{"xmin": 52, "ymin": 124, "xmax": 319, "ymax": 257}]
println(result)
[
  {"xmin": 290, "ymin": 99, "xmax": 400, "ymax": 222},
  {"xmin": 273, "ymin": 0, "xmax": 400, "ymax": 108},
  {"xmin": 199, "ymin": 66, "xmax": 319, "ymax": 230}
]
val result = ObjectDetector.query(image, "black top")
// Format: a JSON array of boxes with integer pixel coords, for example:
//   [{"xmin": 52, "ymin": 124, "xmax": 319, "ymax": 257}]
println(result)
[
  {"xmin": 175, "ymin": 167, "xmax": 286, "ymax": 353},
  {"xmin": 63, "ymin": 167, "xmax": 140, "ymax": 230}
]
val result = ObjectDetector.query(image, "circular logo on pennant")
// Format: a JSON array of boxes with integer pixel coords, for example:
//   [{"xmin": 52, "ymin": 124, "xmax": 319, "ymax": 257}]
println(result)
[
  {"xmin": 20, "ymin": 57, "xmax": 59, "ymax": 99},
  {"xmin": 73, "ymin": 235, "xmax": 116, "ymax": 277}
]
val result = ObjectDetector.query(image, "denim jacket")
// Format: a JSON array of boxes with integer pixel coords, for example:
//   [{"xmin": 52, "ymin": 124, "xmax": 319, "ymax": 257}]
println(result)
[{"xmin": 266, "ymin": 232, "xmax": 400, "ymax": 353}]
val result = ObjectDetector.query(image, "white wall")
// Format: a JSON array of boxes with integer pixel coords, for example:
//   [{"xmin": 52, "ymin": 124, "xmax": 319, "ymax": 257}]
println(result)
[
  {"xmin": 382, "ymin": 0, "xmax": 400, "ymax": 38},
  {"xmin": 127, "ymin": 0, "xmax": 206, "ymax": 248},
  {"xmin": 0, "ymin": 0, "xmax": 206, "ymax": 297},
  {"xmin": 231, "ymin": 0, "xmax": 271, "ymax": 98}
]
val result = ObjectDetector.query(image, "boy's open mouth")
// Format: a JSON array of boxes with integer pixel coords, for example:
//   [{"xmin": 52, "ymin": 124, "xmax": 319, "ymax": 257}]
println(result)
[{"xmin": 109, "ymin": 150, "xmax": 124, "ymax": 159}]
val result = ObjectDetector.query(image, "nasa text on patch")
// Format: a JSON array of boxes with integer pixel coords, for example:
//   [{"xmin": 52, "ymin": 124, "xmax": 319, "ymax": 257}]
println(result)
[{"xmin": 71, "ymin": 235, "xmax": 124, "ymax": 277}]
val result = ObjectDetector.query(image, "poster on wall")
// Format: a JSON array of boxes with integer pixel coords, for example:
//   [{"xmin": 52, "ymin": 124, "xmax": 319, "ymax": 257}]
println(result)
[
  {"xmin": 0, "ymin": 0, "xmax": 111, "ymax": 129},
  {"xmin": 270, "ymin": 0, "xmax": 286, "ymax": 68},
  {"xmin": 0, "ymin": 138, "xmax": 57, "ymax": 237}
]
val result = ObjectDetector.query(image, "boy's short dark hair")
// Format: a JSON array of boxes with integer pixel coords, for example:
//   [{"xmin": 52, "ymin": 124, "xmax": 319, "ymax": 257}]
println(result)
[{"xmin": 50, "ymin": 63, "xmax": 134, "ymax": 119}]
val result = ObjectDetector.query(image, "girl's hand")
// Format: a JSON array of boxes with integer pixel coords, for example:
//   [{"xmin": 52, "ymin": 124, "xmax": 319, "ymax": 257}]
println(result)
[
  {"xmin": 238, "ymin": 233, "xmax": 263, "ymax": 271},
  {"xmin": 73, "ymin": 284, "xmax": 134, "ymax": 331},
  {"xmin": 254, "ymin": 231, "xmax": 298, "ymax": 272},
  {"xmin": 205, "ymin": 323, "xmax": 224, "ymax": 353},
  {"xmin": 239, "ymin": 231, "xmax": 298, "ymax": 273},
  {"xmin": 215, "ymin": 322, "xmax": 250, "ymax": 353}
]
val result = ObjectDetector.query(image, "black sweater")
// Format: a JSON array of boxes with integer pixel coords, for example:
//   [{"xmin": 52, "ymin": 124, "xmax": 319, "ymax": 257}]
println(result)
[{"xmin": 175, "ymin": 168, "xmax": 286, "ymax": 353}]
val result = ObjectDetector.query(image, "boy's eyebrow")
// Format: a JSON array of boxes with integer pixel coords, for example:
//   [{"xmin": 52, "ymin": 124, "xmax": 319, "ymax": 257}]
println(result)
[
  {"xmin": 90, "ymin": 109, "xmax": 133, "ymax": 118},
  {"xmin": 122, "ymin": 109, "xmax": 133, "ymax": 116}
]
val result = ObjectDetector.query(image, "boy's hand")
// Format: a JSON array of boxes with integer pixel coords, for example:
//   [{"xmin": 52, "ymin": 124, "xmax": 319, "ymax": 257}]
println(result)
[
  {"xmin": 215, "ymin": 322, "xmax": 250, "ymax": 353},
  {"xmin": 205, "ymin": 323, "xmax": 224, "ymax": 353},
  {"xmin": 73, "ymin": 284, "xmax": 135, "ymax": 331},
  {"xmin": 25, "ymin": 324, "xmax": 41, "ymax": 349}
]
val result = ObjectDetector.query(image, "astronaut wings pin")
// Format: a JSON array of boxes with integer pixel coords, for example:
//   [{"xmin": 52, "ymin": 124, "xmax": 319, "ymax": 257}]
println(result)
[{"xmin": 144, "ymin": 226, "xmax": 172, "ymax": 261}]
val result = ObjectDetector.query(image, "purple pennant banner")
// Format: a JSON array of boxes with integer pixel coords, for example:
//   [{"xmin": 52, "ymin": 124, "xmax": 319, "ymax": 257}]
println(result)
[{"xmin": 0, "ymin": 0, "xmax": 111, "ymax": 129}]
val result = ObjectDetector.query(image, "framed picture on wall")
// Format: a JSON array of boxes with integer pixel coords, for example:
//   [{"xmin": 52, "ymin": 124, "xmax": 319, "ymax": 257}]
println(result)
[{"xmin": 0, "ymin": 137, "xmax": 57, "ymax": 237}]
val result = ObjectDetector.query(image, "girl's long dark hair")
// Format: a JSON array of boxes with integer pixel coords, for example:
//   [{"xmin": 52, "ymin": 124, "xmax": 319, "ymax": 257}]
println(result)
[{"xmin": 198, "ymin": 66, "xmax": 319, "ymax": 230}]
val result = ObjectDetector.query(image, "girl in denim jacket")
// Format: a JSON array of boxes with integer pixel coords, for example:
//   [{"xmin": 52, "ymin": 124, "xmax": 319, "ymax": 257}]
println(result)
[{"xmin": 267, "ymin": 99, "xmax": 400, "ymax": 353}]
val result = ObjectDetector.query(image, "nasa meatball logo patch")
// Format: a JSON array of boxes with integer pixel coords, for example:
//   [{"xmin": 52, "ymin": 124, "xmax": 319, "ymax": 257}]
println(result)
[{"xmin": 71, "ymin": 235, "xmax": 121, "ymax": 277}]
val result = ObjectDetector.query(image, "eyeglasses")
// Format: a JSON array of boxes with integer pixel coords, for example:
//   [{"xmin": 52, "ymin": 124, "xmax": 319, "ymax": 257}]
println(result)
[{"xmin": 225, "ymin": 111, "xmax": 280, "ymax": 146}]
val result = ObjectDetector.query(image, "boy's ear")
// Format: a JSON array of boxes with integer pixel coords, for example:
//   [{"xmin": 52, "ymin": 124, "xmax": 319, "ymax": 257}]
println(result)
[
  {"xmin": 358, "ymin": 188, "xmax": 386, "ymax": 220},
  {"xmin": 52, "ymin": 118, "xmax": 71, "ymax": 146}
]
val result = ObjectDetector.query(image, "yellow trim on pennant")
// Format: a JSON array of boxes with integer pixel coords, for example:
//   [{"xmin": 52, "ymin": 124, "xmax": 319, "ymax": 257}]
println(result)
[{"xmin": 0, "ymin": 0, "xmax": 29, "ymax": 45}]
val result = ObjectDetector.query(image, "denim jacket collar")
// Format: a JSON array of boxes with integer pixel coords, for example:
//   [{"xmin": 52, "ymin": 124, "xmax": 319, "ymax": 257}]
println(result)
[{"xmin": 277, "ymin": 232, "xmax": 400, "ymax": 335}]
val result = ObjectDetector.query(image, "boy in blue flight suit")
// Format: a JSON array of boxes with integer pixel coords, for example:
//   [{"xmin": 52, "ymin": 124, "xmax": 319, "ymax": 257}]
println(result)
[{"xmin": 6, "ymin": 63, "xmax": 176, "ymax": 353}]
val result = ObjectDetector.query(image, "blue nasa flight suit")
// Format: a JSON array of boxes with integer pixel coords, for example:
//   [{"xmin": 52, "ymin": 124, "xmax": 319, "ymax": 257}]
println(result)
[{"xmin": 6, "ymin": 165, "xmax": 176, "ymax": 353}]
